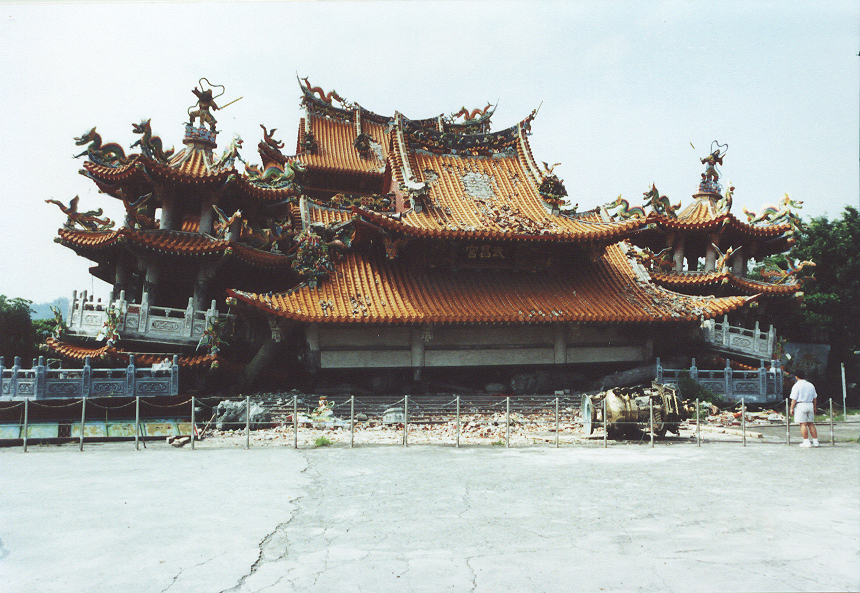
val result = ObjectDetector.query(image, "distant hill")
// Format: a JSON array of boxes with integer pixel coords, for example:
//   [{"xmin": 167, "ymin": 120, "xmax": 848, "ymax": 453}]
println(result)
[{"xmin": 30, "ymin": 298, "xmax": 70, "ymax": 320}]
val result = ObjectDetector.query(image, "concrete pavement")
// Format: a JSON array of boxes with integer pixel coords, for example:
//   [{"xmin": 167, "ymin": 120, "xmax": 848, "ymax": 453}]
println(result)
[{"xmin": 2, "ymin": 441, "xmax": 858, "ymax": 592}]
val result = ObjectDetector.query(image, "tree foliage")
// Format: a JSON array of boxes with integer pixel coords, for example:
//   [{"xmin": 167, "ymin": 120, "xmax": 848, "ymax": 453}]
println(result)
[
  {"xmin": 756, "ymin": 207, "xmax": 860, "ymax": 400},
  {"xmin": 0, "ymin": 295, "xmax": 36, "ymax": 364}
]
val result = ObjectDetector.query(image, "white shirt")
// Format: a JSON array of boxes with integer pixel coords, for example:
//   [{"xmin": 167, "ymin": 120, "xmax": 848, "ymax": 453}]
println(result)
[{"xmin": 790, "ymin": 379, "xmax": 817, "ymax": 403}]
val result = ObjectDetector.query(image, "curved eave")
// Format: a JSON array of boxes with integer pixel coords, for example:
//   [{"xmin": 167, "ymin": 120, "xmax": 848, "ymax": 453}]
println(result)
[
  {"xmin": 226, "ymin": 246, "xmax": 748, "ymax": 326},
  {"xmin": 650, "ymin": 212, "xmax": 791, "ymax": 237},
  {"xmin": 82, "ymin": 157, "xmax": 146, "ymax": 184},
  {"xmin": 56, "ymin": 228, "xmax": 292, "ymax": 268},
  {"xmin": 651, "ymin": 270, "xmax": 804, "ymax": 296},
  {"xmin": 44, "ymin": 337, "xmax": 223, "ymax": 368},
  {"xmin": 142, "ymin": 157, "xmax": 236, "ymax": 186},
  {"xmin": 356, "ymin": 207, "xmax": 642, "ymax": 242}
]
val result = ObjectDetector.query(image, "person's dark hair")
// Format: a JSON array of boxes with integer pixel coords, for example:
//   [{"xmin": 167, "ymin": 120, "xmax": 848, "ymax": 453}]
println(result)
[{"xmin": 794, "ymin": 369, "xmax": 806, "ymax": 380}]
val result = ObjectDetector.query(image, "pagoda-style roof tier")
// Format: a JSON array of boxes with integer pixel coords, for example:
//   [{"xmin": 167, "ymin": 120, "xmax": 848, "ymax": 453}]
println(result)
[
  {"xmin": 227, "ymin": 243, "xmax": 748, "ymax": 325},
  {"xmin": 650, "ymin": 270, "xmax": 804, "ymax": 297},
  {"xmin": 44, "ymin": 337, "xmax": 228, "ymax": 369},
  {"xmin": 82, "ymin": 156, "xmax": 301, "ymax": 204},
  {"xmin": 56, "ymin": 228, "xmax": 293, "ymax": 269}
]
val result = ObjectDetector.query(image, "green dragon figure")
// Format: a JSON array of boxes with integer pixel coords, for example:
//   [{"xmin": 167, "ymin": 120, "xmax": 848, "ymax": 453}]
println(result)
[
  {"xmin": 74, "ymin": 127, "xmax": 129, "ymax": 166},
  {"xmin": 643, "ymin": 184, "xmax": 681, "ymax": 218},
  {"xmin": 604, "ymin": 195, "xmax": 646, "ymax": 219},
  {"xmin": 131, "ymin": 119, "xmax": 174, "ymax": 163}
]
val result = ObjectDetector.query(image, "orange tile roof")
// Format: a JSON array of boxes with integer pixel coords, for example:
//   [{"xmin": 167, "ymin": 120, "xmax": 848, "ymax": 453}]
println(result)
[
  {"xmin": 308, "ymin": 201, "xmax": 355, "ymax": 225},
  {"xmin": 650, "ymin": 270, "xmax": 803, "ymax": 296},
  {"xmin": 56, "ymin": 228, "xmax": 293, "ymax": 268},
  {"xmin": 44, "ymin": 337, "xmax": 224, "ymax": 369},
  {"xmin": 228, "ymin": 242, "xmax": 748, "ymax": 325},
  {"xmin": 294, "ymin": 114, "xmax": 388, "ymax": 176},
  {"xmin": 650, "ymin": 195, "xmax": 792, "ymax": 238}
]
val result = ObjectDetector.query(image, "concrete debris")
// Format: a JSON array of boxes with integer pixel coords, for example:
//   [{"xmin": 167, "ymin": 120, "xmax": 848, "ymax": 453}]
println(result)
[{"xmin": 215, "ymin": 400, "xmax": 272, "ymax": 431}]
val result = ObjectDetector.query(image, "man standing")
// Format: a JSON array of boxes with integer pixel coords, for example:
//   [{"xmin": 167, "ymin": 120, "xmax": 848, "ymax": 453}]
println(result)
[{"xmin": 790, "ymin": 370, "xmax": 819, "ymax": 447}]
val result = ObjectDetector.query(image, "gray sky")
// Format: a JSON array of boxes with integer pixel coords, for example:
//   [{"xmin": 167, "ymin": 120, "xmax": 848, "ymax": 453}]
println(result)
[{"xmin": 1, "ymin": 0, "xmax": 857, "ymax": 304}]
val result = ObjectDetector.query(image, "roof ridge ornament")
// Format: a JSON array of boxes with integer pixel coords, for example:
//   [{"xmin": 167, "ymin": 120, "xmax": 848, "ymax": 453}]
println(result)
[{"xmin": 697, "ymin": 140, "xmax": 727, "ymax": 194}]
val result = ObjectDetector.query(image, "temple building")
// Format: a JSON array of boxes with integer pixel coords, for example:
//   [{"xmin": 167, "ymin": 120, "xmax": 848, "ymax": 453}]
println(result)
[{"xmin": 44, "ymin": 81, "xmax": 807, "ymax": 392}]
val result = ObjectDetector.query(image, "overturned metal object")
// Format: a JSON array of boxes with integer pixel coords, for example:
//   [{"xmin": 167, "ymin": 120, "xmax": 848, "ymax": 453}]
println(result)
[{"xmin": 582, "ymin": 383, "xmax": 689, "ymax": 439}]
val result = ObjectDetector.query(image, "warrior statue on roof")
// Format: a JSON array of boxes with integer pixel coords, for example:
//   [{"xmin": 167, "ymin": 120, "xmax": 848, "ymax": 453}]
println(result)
[
  {"xmin": 189, "ymin": 79, "xmax": 223, "ymax": 131},
  {"xmin": 700, "ymin": 141, "xmax": 727, "ymax": 184}
]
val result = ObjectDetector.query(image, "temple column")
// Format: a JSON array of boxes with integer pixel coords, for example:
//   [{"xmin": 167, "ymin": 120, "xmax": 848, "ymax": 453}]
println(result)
[
  {"xmin": 159, "ymin": 188, "xmax": 178, "ymax": 231},
  {"xmin": 112, "ymin": 257, "xmax": 129, "ymax": 302},
  {"xmin": 143, "ymin": 258, "xmax": 159, "ymax": 305},
  {"xmin": 193, "ymin": 263, "xmax": 216, "ymax": 311},
  {"xmin": 199, "ymin": 199, "xmax": 215, "ymax": 236},
  {"xmin": 731, "ymin": 245, "xmax": 745, "ymax": 276},
  {"xmin": 704, "ymin": 243, "xmax": 717, "ymax": 272},
  {"xmin": 673, "ymin": 236, "xmax": 685, "ymax": 272}
]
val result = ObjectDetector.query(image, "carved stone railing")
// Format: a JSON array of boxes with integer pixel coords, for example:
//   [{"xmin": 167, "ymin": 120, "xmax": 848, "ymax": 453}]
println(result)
[
  {"xmin": 656, "ymin": 357, "xmax": 783, "ymax": 406},
  {"xmin": 701, "ymin": 315, "xmax": 775, "ymax": 360},
  {"xmin": 66, "ymin": 290, "xmax": 232, "ymax": 346},
  {"xmin": 0, "ymin": 355, "xmax": 179, "ymax": 400}
]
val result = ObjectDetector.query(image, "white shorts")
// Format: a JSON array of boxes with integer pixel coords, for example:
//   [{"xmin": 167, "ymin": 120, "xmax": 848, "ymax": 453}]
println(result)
[{"xmin": 794, "ymin": 402, "xmax": 815, "ymax": 423}]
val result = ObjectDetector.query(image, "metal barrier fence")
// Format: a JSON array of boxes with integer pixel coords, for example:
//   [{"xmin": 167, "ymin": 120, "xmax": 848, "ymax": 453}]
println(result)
[{"xmin": 0, "ymin": 393, "xmax": 849, "ymax": 451}]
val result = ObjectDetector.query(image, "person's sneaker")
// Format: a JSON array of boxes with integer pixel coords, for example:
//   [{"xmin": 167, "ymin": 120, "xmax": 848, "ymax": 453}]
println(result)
[
  {"xmin": 800, "ymin": 441, "xmax": 812, "ymax": 447},
  {"xmin": 812, "ymin": 440, "xmax": 820, "ymax": 447}
]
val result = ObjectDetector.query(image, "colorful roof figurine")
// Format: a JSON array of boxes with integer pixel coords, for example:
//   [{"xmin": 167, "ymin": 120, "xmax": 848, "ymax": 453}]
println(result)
[{"xmin": 605, "ymin": 141, "xmax": 808, "ymax": 300}]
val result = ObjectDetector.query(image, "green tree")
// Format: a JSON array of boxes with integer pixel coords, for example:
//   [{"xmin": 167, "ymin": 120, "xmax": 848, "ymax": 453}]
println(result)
[
  {"xmin": 756, "ymin": 207, "xmax": 860, "ymax": 402},
  {"xmin": 0, "ymin": 295, "xmax": 36, "ymax": 364}
]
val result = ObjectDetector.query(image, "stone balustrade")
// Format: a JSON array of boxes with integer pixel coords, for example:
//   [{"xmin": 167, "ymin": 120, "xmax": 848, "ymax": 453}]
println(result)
[
  {"xmin": 65, "ymin": 290, "xmax": 232, "ymax": 346},
  {"xmin": 701, "ymin": 315, "xmax": 775, "ymax": 359},
  {"xmin": 656, "ymin": 357, "xmax": 783, "ymax": 406},
  {"xmin": 0, "ymin": 355, "xmax": 179, "ymax": 400}
]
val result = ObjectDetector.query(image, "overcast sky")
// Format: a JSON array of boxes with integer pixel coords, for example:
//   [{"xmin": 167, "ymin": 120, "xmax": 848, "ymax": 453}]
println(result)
[{"xmin": 1, "ymin": 0, "xmax": 857, "ymax": 304}]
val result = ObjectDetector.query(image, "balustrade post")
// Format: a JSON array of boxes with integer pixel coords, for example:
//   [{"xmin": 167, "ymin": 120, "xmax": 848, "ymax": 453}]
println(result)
[
  {"xmin": 758, "ymin": 360, "xmax": 767, "ymax": 400},
  {"xmin": 11, "ymin": 357, "xmax": 21, "ymax": 400},
  {"xmin": 655, "ymin": 357, "xmax": 663, "ymax": 384},
  {"xmin": 126, "ymin": 355, "xmax": 135, "ymax": 398},
  {"xmin": 69, "ymin": 290, "xmax": 77, "ymax": 327},
  {"xmin": 139, "ymin": 291, "xmax": 150, "ymax": 333},
  {"xmin": 170, "ymin": 355, "xmax": 179, "ymax": 396},
  {"xmin": 767, "ymin": 325, "xmax": 775, "ymax": 357},
  {"xmin": 35, "ymin": 356, "xmax": 46, "ymax": 400},
  {"xmin": 82, "ymin": 356, "xmax": 92, "ymax": 398},
  {"xmin": 722, "ymin": 314, "xmax": 729, "ymax": 347},
  {"xmin": 724, "ymin": 360, "xmax": 733, "ymax": 399},
  {"xmin": 690, "ymin": 358, "xmax": 698, "ymax": 382},
  {"xmin": 185, "ymin": 297, "xmax": 195, "ymax": 337}
]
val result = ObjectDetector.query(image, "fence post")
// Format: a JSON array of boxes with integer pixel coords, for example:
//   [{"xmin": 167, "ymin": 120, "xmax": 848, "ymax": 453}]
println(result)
[
  {"xmin": 79, "ymin": 397, "xmax": 86, "ymax": 451},
  {"xmin": 555, "ymin": 397, "xmax": 560, "ymax": 448},
  {"xmin": 245, "ymin": 396, "xmax": 250, "ymax": 450},
  {"xmin": 505, "ymin": 396, "xmax": 510, "ymax": 448},
  {"xmin": 350, "ymin": 396, "xmax": 355, "ymax": 449},
  {"xmin": 135, "ymin": 396, "xmax": 140, "ymax": 451},
  {"xmin": 649, "ymin": 396, "xmax": 654, "ymax": 448},
  {"xmin": 35, "ymin": 356, "xmax": 46, "ymax": 400},
  {"xmin": 786, "ymin": 398, "xmax": 791, "ymax": 446},
  {"xmin": 293, "ymin": 395, "xmax": 298, "ymax": 449},
  {"xmin": 696, "ymin": 398, "xmax": 700, "ymax": 447},
  {"xmin": 456, "ymin": 395, "xmax": 460, "ymax": 448},
  {"xmin": 403, "ymin": 395, "xmax": 409, "ymax": 447},
  {"xmin": 842, "ymin": 363, "xmax": 848, "ymax": 419},
  {"xmin": 23, "ymin": 398, "xmax": 29, "ymax": 452},
  {"xmin": 125, "ymin": 355, "xmax": 134, "ymax": 398},
  {"xmin": 191, "ymin": 396, "xmax": 196, "ymax": 450},
  {"xmin": 603, "ymin": 397, "xmax": 607, "ymax": 448},
  {"xmin": 830, "ymin": 398, "xmax": 834, "ymax": 447},
  {"xmin": 741, "ymin": 398, "xmax": 746, "ymax": 447}
]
